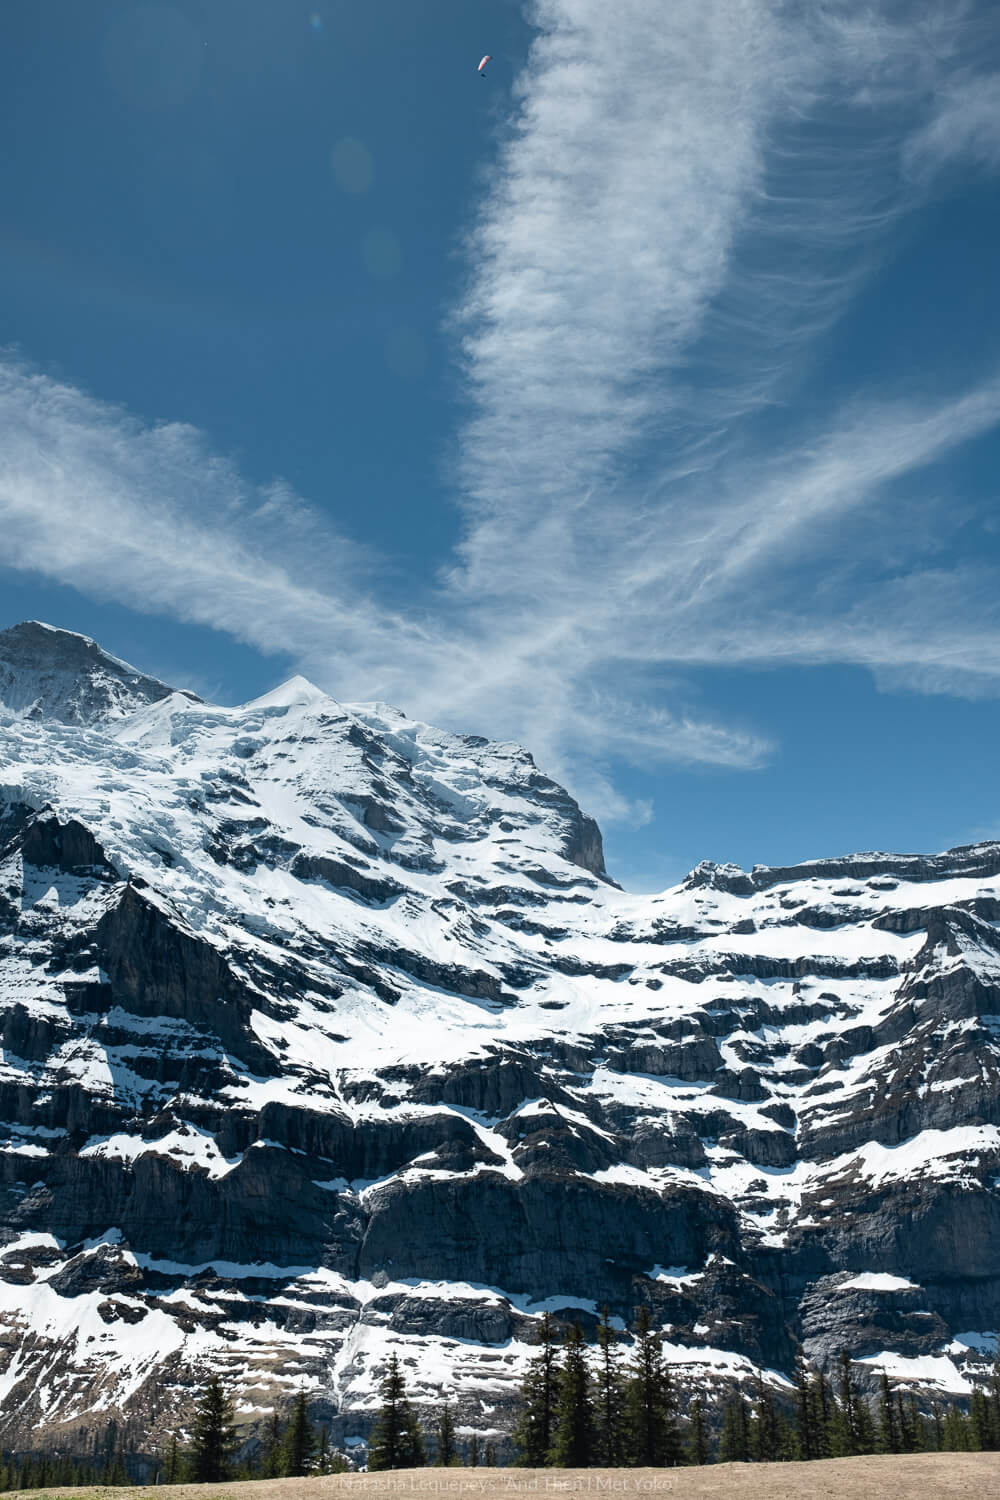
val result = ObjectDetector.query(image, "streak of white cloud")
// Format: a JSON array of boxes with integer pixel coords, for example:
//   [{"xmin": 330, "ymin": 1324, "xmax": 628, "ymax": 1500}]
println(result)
[
  {"xmin": 453, "ymin": 0, "xmax": 787, "ymax": 592},
  {"xmin": 0, "ymin": 359, "xmax": 414, "ymax": 669},
  {"xmin": 2, "ymin": 3, "xmax": 1000, "ymax": 829},
  {"xmin": 906, "ymin": 71, "xmax": 1000, "ymax": 176}
]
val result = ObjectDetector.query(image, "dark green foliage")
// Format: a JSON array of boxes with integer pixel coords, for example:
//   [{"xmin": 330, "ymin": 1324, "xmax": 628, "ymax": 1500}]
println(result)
[
  {"xmin": 718, "ymin": 1393, "xmax": 751, "ymax": 1463},
  {"xmin": 968, "ymin": 1358, "xmax": 1000, "ymax": 1452},
  {"xmin": 163, "ymin": 1432, "xmax": 181, "ymax": 1483},
  {"xmin": 368, "ymin": 1353, "xmax": 427, "ymax": 1471},
  {"xmin": 484, "ymin": 1442, "xmax": 497, "ymax": 1466},
  {"xmin": 594, "ymin": 1306, "xmax": 627, "ymax": 1467},
  {"xmin": 686, "ymin": 1396, "xmax": 710, "ymax": 1465},
  {"xmin": 313, "ymin": 1427, "xmax": 350, "ymax": 1476},
  {"xmin": 810, "ymin": 1367, "xmax": 835, "ymax": 1459},
  {"xmin": 941, "ymin": 1403, "xmax": 974, "ymax": 1451},
  {"xmin": 749, "ymin": 1372, "xmax": 784, "ymax": 1462},
  {"xmin": 793, "ymin": 1353, "xmax": 816, "ymax": 1461},
  {"xmin": 828, "ymin": 1349, "xmax": 875, "ymax": 1457},
  {"xmin": 970, "ymin": 1389, "xmax": 992, "ymax": 1451},
  {"xmin": 549, "ymin": 1323, "xmax": 596, "ymax": 1467},
  {"xmin": 0, "ymin": 1450, "xmax": 128, "ymax": 1490},
  {"xmin": 990, "ymin": 1351, "xmax": 1000, "ymax": 1449},
  {"xmin": 623, "ymin": 1307, "xmax": 682, "ymax": 1466},
  {"xmin": 187, "ymin": 1375, "xmax": 239, "ymax": 1483},
  {"xmin": 282, "ymin": 1390, "xmax": 317, "ymax": 1476},
  {"xmin": 898, "ymin": 1392, "xmax": 924, "ymax": 1453},
  {"xmin": 877, "ymin": 1371, "xmax": 898, "ymax": 1453},
  {"xmin": 513, "ymin": 1311, "xmax": 562, "ymax": 1465},
  {"xmin": 829, "ymin": 1349, "xmax": 858, "ymax": 1456},
  {"xmin": 467, "ymin": 1432, "xmax": 481, "ymax": 1466},
  {"xmin": 260, "ymin": 1409, "xmax": 283, "ymax": 1477},
  {"xmin": 435, "ymin": 1400, "xmax": 458, "ymax": 1466},
  {"xmin": 855, "ymin": 1390, "xmax": 876, "ymax": 1453}
]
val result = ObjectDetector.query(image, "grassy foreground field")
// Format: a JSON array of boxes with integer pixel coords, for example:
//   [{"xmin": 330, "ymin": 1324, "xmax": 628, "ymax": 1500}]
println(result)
[{"xmin": 6, "ymin": 1453, "xmax": 1000, "ymax": 1500}]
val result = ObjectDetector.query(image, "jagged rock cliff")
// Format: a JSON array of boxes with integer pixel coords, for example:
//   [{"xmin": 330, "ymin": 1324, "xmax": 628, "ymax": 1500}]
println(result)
[{"xmin": 0, "ymin": 622, "xmax": 997, "ymax": 1460}]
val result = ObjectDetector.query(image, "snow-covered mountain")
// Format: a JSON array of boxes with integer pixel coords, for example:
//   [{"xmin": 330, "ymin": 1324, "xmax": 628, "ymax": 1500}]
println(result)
[{"xmin": 0, "ymin": 622, "xmax": 998, "ymax": 1458}]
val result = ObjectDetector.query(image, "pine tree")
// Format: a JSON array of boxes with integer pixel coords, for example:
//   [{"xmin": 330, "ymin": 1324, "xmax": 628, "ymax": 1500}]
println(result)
[
  {"xmin": 162, "ymin": 1433, "xmax": 181, "ymax": 1484},
  {"xmin": 623, "ymin": 1307, "xmax": 681, "ymax": 1466},
  {"xmin": 970, "ymin": 1388, "xmax": 993, "ymax": 1451},
  {"xmin": 484, "ymin": 1442, "xmax": 497, "ymax": 1466},
  {"xmin": 549, "ymin": 1323, "xmax": 595, "ymax": 1467},
  {"xmin": 188, "ymin": 1376, "xmax": 239, "ymax": 1483},
  {"xmin": 368, "ymin": 1354, "xmax": 427, "ymax": 1471},
  {"xmin": 829, "ymin": 1349, "xmax": 873, "ymax": 1456},
  {"xmin": 854, "ymin": 1386, "xmax": 876, "ymax": 1455},
  {"xmin": 101, "ymin": 1418, "xmax": 118, "ymax": 1477},
  {"xmin": 282, "ymin": 1391, "xmax": 317, "ymax": 1476},
  {"xmin": 793, "ymin": 1354, "xmax": 817, "ymax": 1461},
  {"xmin": 513, "ymin": 1312, "xmax": 562, "ymax": 1465},
  {"xmin": 594, "ymin": 1306, "xmax": 626, "ymax": 1467},
  {"xmin": 750, "ymin": 1373, "xmax": 782, "ymax": 1462},
  {"xmin": 942, "ymin": 1403, "xmax": 972, "ymax": 1451},
  {"xmin": 989, "ymin": 1349, "xmax": 1000, "ymax": 1449},
  {"xmin": 911, "ymin": 1395, "xmax": 928, "ymax": 1451},
  {"xmin": 686, "ymin": 1397, "xmax": 710, "ymax": 1465},
  {"xmin": 435, "ymin": 1401, "xmax": 458, "ymax": 1466},
  {"xmin": 316, "ymin": 1425, "xmax": 331, "ymax": 1476},
  {"xmin": 877, "ymin": 1371, "xmax": 898, "ymax": 1453},
  {"xmin": 810, "ymin": 1366, "xmax": 835, "ymax": 1459},
  {"xmin": 261, "ymin": 1410, "xmax": 284, "ymax": 1477},
  {"xmin": 314, "ymin": 1430, "xmax": 349, "ymax": 1476},
  {"xmin": 718, "ymin": 1394, "xmax": 751, "ymax": 1463},
  {"xmin": 467, "ymin": 1433, "xmax": 480, "ymax": 1467},
  {"xmin": 897, "ymin": 1392, "xmax": 921, "ymax": 1453},
  {"xmin": 829, "ymin": 1349, "xmax": 856, "ymax": 1456}
]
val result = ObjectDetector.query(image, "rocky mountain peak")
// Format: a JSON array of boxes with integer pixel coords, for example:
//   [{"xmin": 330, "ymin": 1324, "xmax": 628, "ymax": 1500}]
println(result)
[
  {"xmin": 0, "ymin": 620, "xmax": 200, "ymax": 726},
  {"xmin": 0, "ymin": 624, "xmax": 998, "ymax": 1466}
]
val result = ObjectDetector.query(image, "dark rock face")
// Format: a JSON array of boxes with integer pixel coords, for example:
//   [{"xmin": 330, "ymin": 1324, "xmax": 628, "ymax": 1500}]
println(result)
[
  {"xmin": 0, "ymin": 621, "xmax": 199, "ymax": 724},
  {"xmin": 0, "ymin": 623, "xmax": 999, "ymax": 1462},
  {"xmin": 290, "ymin": 852, "xmax": 404, "ymax": 905},
  {"xmin": 93, "ymin": 883, "xmax": 278, "ymax": 1073},
  {"xmin": 20, "ymin": 813, "xmax": 119, "ymax": 877}
]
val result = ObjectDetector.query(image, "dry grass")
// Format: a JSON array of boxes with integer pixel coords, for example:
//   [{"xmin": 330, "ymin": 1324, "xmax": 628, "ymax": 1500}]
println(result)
[{"xmin": 9, "ymin": 1452, "xmax": 1000, "ymax": 1500}]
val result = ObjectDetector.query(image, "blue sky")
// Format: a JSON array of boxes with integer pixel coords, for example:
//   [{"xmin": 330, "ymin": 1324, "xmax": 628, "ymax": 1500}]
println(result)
[{"xmin": 2, "ymin": 1, "xmax": 1000, "ymax": 891}]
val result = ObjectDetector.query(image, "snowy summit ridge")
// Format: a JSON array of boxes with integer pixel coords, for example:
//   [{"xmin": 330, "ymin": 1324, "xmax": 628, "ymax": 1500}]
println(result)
[
  {"xmin": 0, "ymin": 620, "xmax": 200, "ymax": 726},
  {"xmin": 0, "ymin": 622, "xmax": 998, "ymax": 1460}
]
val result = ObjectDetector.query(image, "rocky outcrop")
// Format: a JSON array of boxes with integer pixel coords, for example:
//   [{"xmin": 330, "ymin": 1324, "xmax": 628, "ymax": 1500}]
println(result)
[
  {"xmin": 94, "ymin": 884, "xmax": 277, "ymax": 1073},
  {"xmin": 0, "ymin": 620, "xmax": 199, "ymax": 725}
]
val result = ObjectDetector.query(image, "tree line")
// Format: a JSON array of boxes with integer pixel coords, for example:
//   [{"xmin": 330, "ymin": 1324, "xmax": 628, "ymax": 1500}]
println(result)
[
  {"xmin": 0, "ymin": 1381, "xmax": 352, "ymax": 1490},
  {"xmin": 4, "ymin": 1314, "xmax": 1000, "ymax": 1484},
  {"xmin": 165, "ymin": 1380, "xmax": 353, "ymax": 1483},
  {"xmin": 511, "ymin": 1310, "xmax": 1000, "ymax": 1468}
]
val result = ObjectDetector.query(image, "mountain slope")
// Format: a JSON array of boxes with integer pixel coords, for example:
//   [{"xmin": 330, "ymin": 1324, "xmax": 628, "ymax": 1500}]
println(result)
[{"xmin": 0, "ymin": 623, "xmax": 997, "ymax": 1460}]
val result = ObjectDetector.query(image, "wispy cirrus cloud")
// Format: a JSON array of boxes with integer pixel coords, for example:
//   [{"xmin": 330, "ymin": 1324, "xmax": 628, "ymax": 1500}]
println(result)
[
  {"xmin": 3, "ymin": 3, "xmax": 1000, "ymax": 829},
  {"xmin": 906, "ymin": 71, "xmax": 1000, "ymax": 176}
]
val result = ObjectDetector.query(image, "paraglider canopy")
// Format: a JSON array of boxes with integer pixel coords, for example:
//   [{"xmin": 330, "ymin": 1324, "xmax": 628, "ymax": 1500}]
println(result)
[{"xmin": 477, "ymin": 54, "xmax": 492, "ymax": 75}]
